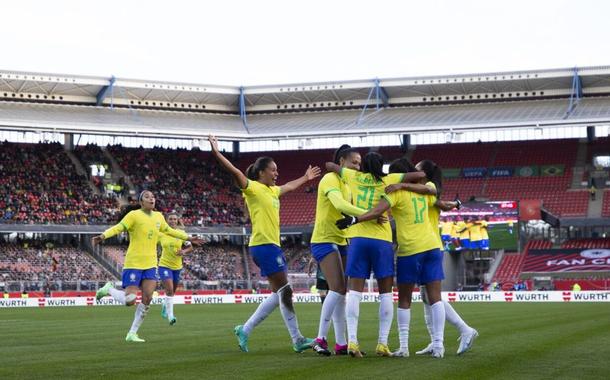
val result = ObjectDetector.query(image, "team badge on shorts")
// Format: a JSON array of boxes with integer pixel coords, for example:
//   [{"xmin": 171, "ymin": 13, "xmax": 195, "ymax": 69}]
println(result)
[
  {"xmin": 276, "ymin": 256, "xmax": 284, "ymax": 266},
  {"xmin": 129, "ymin": 273, "xmax": 136, "ymax": 281}
]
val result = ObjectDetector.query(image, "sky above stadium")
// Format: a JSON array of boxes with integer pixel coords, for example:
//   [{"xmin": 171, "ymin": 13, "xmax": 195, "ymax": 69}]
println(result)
[{"xmin": 4, "ymin": 0, "xmax": 610, "ymax": 86}]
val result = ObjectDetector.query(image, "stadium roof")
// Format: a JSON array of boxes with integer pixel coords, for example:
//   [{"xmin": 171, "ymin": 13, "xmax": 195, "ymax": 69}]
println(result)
[{"xmin": 1, "ymin": 65, "xmax": 610, "ymax": 141}]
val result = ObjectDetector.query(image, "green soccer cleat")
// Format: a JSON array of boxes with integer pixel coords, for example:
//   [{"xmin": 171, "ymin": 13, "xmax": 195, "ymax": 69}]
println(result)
[
  {"xmin": 125, "ymin": 332, "xmax": 145, "ymax": 343},
  {"xmin": 96, "ymin": 282, "xmax": 114, "ymax": 301},
  {"xmin": 234, "ymin": 325, "xmax": 249, "ymax": 352},
  {"xmin": 169, "ymin": 317, "xmax": 177, "ymax": 326},
  {"xmin": 293, "ymin": 337, "xmax": 315, "ymax": 353},
  {"xmin": 161, "ymin": 303, "xmax": 167, "ymax": 319}
]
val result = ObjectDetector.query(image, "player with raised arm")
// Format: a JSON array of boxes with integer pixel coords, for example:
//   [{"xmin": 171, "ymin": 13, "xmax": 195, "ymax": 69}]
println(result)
[
  {"xmin": 92, "ymin": 191, "xmax": 202, "ymax": 342},
  {"xmin": 159, "ymin": 212, "xmax": 194, "ymax": 326},
  {"xmin": 326, "ymin": 153, "xmax": 425, "ymax": 358},
  {"xmin": 310, "ymin": 144, "xmax": 370, "ymax": 356},
  {"xmin": 208, "ymin": 135, "xmax": 320, "ymax": 354}
]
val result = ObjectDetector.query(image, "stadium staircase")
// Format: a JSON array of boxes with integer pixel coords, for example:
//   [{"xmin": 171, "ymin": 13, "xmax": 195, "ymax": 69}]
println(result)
[
  {"xmin": 65, "ymin": 149, "xmax": 100, "ymax": 195},
  {"xmin": 571, "ymin": 140, "xmax": 588, "ymax": 189},
  {"xmin": 102, "ymin": 147, "xmax": 135, "ymax": 205},
  {"xmin": 603, "ymin": 191, "xmax": 610, "ymax": 217}
]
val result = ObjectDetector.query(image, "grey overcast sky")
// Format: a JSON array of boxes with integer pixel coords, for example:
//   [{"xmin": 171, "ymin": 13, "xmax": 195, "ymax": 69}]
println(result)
[{"xmin": 3, "ymin": 0, "xmax": 610, "ymax": 86}]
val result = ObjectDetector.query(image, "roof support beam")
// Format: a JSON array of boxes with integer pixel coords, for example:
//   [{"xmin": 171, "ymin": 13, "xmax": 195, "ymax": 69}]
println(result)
[
  {"xmin": 565, "ymin": 67, "xmax": 582, "ymax": 118},
  {"xmin": 375, "ymin": 78, "xmax": 389, "ymax": 109},
  {"xmin": 239, "ymin": 86, "xmax": 250, "ymax": 133},
  {"xmin": 96, "ymin": 76, "xmax": 116, "ymax": 107}
]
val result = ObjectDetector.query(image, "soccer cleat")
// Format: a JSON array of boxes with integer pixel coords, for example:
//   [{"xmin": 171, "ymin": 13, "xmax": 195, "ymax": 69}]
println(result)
[
  {"xmin": 161, "ymin": 303, "xmax": 167, "ymax": 319},
  {"xmin": 234, "ymin": 325, "xmax": 249, "ymax": 353},
  {"xmin": 376, "ymin": 343, "xmax": 392, "ymax": 357},
  {"xmin": 293, "ymin": 337, "xmax": 315, "ymax": 353},
  {"xmin": 169, "ymin": 317, "xmax": 177, "ymax": 326},
  {"xmin": 125, "ymin": 332, "xmax": 145, "ymax": 343},
  {"xmin": 391, "ymin": 348, "xmax": 409, "ymax": 357},
  {"xmin": 334, "ymin": 343, "xmax": 348, "ymax": 356},
  {"xmin": 432, "ymin": 346, "xmax": 445, "ymax": 358},
  {"xmin": 415, "ymin": 343, "xmax": 434, "ymax": 355},
  {"xmin": 96, "ymin": 282, "xmax": 114, "ymax": 301},
  {"xmin": 457, "ymin": 328, "xmax": 479, "ymax": 355},
  {"xmin": 312, "ymin": 337, "xmax": 331, "ymax": 356},
  {"xmin": 348, "ymin": 341, "xmax": 364, "ymax": 358}
]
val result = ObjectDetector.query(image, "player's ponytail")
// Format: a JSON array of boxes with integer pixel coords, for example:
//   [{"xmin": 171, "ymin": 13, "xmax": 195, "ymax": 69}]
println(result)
[
  {"xmin": 246, "ymin": 156, "xmax": 274, "ymax": 181},
  {"xmin": 361, "ymin": 152, "xmax": 385, "ymax": 182},
  {"xmin": 117, "ymin": 204, "xmax": 141, "ymax": 222},
  {"xmin": 418, "ymin": 159, "xmax": 443, "ymax": 196},
  {"xmin": 333, "ymin": 144, "xmax": 357, "ymax": 164}
]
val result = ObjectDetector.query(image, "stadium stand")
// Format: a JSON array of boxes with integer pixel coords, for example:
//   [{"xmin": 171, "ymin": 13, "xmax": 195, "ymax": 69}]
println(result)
[
  {"xmin": 0, "ymin": 242, "xmax": 115, "ymax": 291},
  {"xmin": 561, "ymin": 238, "xmax": 610, "ymax": 249},
  {"xmin": 0, "ymin": 141, "xmax": 121, "ymax": 224},
  {"xmin": 603, "ymin": 191, "xmax": 610, "ymax": 217},
  {"xmin": 107, "ymin": 145, "xmax": 245, "ymax": 226}
]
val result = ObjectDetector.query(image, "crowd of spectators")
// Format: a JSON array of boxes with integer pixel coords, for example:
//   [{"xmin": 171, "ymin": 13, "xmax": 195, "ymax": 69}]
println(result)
[
  {"xmin": 0, "ymin": 141, "xmax": 121, "ymax": 224},
  {"xmin": 0, "ymin": 241, "xmax": 115, "ymax": 285},
  {"xmin": 182, "ymin": 242, "xmax": 245, "ymax": 281},
  {"xmin": 108, "ymin": 145, "xmax": 246, "ymax": 226}
]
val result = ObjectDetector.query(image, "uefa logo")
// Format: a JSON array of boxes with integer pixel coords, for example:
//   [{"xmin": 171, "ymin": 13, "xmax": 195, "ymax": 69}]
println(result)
[{"xmin": 580, "ymin": 249, "xmax": 610, "ymax": 259}]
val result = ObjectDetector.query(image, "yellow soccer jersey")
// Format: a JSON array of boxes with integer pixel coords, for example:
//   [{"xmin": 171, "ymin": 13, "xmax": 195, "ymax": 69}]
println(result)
[
  {"xmin": 469, "ymin": 223, "xmax": 483, "ymax": 242},
  {"xmin": 424, "ymin": 182, "xmax": 443, "ymax": 249},
  {"xmin": 383, "ymin": 190, "xmax": 439, "ymax": 256},
  {"xmin": 340, "ymin": 167, "xmax": 404, "ymax": 242},
  {"xmin": 450, "ymin": 222, "xmax": 459, "ymax": 238},
  {"xmin": 102, "ymin": 209, "xmax": 188, "ymax": 269},
  {"xmin": 242, "ymin": 180, "xmax": 281, "ymax": 247},
  {"xmin": 441, "ymin": 222, "xmax": 453, "ymax": 236},
  {"xmin": 456, "ymin": 221, "xmax": 471, "ymax": 239},
  {"xmin": 311, "ymin": 173, "xmax": 351, "ymax": 245},
  {"xmin": 480, "ymin": 220, "xmax": 489, "ymax": 239},
  {"xmin": 158, "ymin": 232, "xmax": 190, "ymax": 270}
]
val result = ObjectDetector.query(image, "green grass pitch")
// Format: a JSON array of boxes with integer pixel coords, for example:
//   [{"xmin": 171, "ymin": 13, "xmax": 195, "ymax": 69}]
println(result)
[{"xmin": 2, "ymin": 302, "xmax": 609, "ymax": 379}]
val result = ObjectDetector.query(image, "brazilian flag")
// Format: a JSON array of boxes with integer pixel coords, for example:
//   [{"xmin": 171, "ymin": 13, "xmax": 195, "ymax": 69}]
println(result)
[{"xmin": 541, "ymin": 165, "xmax": 565, "ymax": 176}]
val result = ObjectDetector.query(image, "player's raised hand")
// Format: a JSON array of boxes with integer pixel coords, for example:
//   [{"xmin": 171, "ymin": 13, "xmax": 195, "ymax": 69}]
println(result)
[
  {"xmin": 305, "ymin": 165, "xmax": 321, "ymax": 180},
  {"xmin": 208, "ymin": 135, "xmax": 219, "ymax": 152},
  {"xmin": 91, "ymin": 234, "xmax": 105, "ymax": 247}
]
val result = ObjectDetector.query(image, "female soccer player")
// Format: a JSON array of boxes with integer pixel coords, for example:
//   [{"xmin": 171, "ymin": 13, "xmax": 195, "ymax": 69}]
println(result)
[
  {"xmin": 412, "ymin": 160, "xmax": 478, "ymax": 356},
  {"xmin": 159, "ymin": 212, "xmax": 194, "ymax": 326},
  {"xmin": 326, "ymin": 153, "xmax": 425, "ymax": 358},
  {"xmin": 208, "ymin": 135, "xmax": 320, "ymax": 353},
  {"xmin": 92, "ymin": 191, "xmax": 202, "ymax": 342},
  {"xmin": 310, "ymin": 144, "xmax": 370, "ymax": 356},
  {"xmin": 337, "ymin": 158, "xmax": 445, "ymax": 358}
]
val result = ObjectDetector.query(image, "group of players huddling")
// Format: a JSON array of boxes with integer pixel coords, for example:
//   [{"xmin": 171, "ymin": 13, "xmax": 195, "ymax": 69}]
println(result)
[{"xmin": 92, "ymin": 136, "xmax": 478, "ymax": 358}]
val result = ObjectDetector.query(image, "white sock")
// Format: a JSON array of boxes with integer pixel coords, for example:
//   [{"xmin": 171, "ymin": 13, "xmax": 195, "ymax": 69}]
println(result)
[
  {"xmin": 443, "ymin": 301, "xmax": 470, "ymax": 335},
  {"xmin": 423, "ymin": 302, "xmax": 433, "ymax": 343},
  {"xmin": 317, "ymin": 290, "xmax": 341, "ymax": 340},
  {"xmin": 166, "ymin": 296, "xmax": 175, "ymax": 319},
  {"xmin": 332, "ymin": 293, "xmax": 347, "ymax": 346},
  {"xmin": 378, "ymin": 293, "xmax": 393, "ymax": 345},
  {"xmin": 397, "ymin": 307, "xmax": 411, "ymax": 350},
  {"xmin": 278, "ymin": 284, "xmax": 303, "ymax": 344},
  {"xmin": 243, "ymin": 292, "xmax": 279, "ymax": 335},
  {"xmin": 430, "ymin": 301, "xmax": 446, "ymax": 349},
  {"xmin": 346, "ymin": 290, "xmax": 362, "ymax": 343},
  {"xmin": 129, "ymin": 303, "xmax": 149, "ymax": 334},
  {"xmin": 108, "ymin": 287, "xmax": 126, "ymax": 304}
]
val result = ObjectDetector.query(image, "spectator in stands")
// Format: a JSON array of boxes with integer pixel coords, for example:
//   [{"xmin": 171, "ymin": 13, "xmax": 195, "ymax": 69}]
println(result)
[
  {"xmin": 572, "ymin": 282, "xmax": 581, "ymax": 292},
  {"xmin": 590, "ymin": 184, "xmax": 596, "ymax": 201}
]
